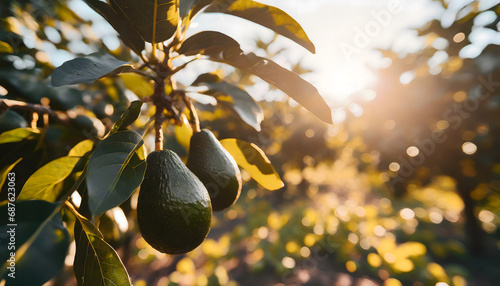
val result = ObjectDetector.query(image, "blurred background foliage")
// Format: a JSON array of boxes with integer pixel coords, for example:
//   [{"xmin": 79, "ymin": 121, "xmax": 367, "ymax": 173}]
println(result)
[{"xmin": 0, "ymin": 0, "xmax": 499, "ymax": 285}]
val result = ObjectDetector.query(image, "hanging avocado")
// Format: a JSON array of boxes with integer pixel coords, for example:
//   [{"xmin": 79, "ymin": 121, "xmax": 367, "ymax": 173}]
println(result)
[
  {"xmin": 137, "ymin": 150, "xmax": 212, "ymax": 254},
  {"xmin": 187, "ymin": 129, "xmax": 242, "ymax": 211}
]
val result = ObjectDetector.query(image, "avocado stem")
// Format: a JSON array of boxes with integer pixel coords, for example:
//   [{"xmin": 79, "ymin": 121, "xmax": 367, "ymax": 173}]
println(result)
[
  {"xmin": 153, "ymin": 78, "xmax": 165, "ymax": 151},
  {"xmin": 180, "ymin": 92, "xmax": 201, "ymax": 133},
  {"xmin": 154, "ymin": 108, "xmax": 164, "ymax": 151}
]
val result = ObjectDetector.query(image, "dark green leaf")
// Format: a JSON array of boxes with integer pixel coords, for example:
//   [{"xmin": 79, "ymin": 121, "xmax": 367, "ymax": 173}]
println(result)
[
  {"xmin": 0, "ymin": 128, "xmax": 40, "ymax": 144},
  {"xmin": 179, "ymin": 0, "xmax": 199, "ymax": 17},
  {"xmin": 205, "ymin": 0, "xmax": 315, "ymax": 53},
  {"xmin": 0, "ymin": 110, "xmax": 28, "ymax": 132},
  {"xmin": 109, "ymin": 100, "xmax": 143, "ymax": 134},
  {"xmin": 51, "ymin": 52, "xmax": 133, "ymax": 87},
  {"xmin": 220, "ymin": 139, "xmax": 284, "ymax": 190},
  {"xmin": 83, "ymin": 0, "xmax": 145, "ymax": 54},
  {"xmin": 0, "ymin": 201, "xmax": 69, "ymax": 286},
  {"xmin": 188, "ymin": 0, "xmax": 215, "ymax": 18},
  {"xmin": 73, "ymin": 207, "xmax": 131, "ymax": 286},
  {"xmin": 178, "ymin": 31, "xmax": 240, "ymax": 57},
  {"xmin": 220, "ymin": 51, "xmax": 332, "ymax": 124},
  {"xmin": 109, "ymin": 0, "xmax": 179, "ymax": 43},
  {"xmin": 192, "ymin": 72, "xmax": 222, "ymax": 84},
  {"xmin": 18, "ymin": 156, "xmax": 82, "ymax": 202},
  {"xmin": 86, "ymin": 131, "xmax": 146, "ymax": 216},
  {"xmin": 179, "ymin": 32, "xmax": 332, "ymax": 124},
  {"xmin": 193, "ymin": 74, "xmax": 263, "ymax": 131}
]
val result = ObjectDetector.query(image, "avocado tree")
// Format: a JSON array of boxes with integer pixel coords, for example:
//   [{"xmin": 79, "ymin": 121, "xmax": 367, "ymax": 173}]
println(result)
[
  {"xmin": 356, "ymin": 0, "xmax": 500, "ymax": 254},
  {"xmin": 0, "ymin": 0, "xmax": 333, "ymax": 285}
]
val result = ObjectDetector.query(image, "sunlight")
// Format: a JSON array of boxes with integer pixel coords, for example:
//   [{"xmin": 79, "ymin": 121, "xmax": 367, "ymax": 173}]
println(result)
[
  {"xmin": 282, "ymin": 0, "xmax": 439, "ymax": 103},
  {"xmin": 312, "ymin": 63, "xmax": 376, "ymax": 103}
]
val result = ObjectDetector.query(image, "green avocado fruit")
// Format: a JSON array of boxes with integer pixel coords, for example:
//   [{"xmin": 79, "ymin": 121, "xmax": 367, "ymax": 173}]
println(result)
[
  {"xmin": 137, "ymin": 150, "xmax": 212, "ymax": 255},
  {"xmin": 187, "ymin": 129, "xmax": 242, "ymax": 211}
]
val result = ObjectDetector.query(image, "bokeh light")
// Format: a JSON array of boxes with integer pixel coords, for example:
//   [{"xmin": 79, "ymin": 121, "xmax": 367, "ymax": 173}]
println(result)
[{"xmin": 462, "ymin": 142, "xmax": 477, "ymax": 155}]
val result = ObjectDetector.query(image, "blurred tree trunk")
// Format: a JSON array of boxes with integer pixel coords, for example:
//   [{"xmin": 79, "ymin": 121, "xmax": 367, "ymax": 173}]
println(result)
[{"xmin": 456, "ymin": 178, "xmax": 486, "ymax": 255}]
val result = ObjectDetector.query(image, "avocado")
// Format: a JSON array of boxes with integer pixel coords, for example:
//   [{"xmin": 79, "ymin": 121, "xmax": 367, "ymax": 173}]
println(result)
[
  {"xmin": 137, "ymin": 150, "xmax": 212, "ymax": 254},
  {"xmin": 187, "ymin": 129, "xmax": 242, "ymax": 211}
]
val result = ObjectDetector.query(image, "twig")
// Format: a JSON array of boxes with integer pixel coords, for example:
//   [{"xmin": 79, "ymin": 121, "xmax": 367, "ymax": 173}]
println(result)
[
  {"xmin": 64, "ymin": 200, "xmax": 80, "ymax": 216},
  {"xmin": 129, "ymin": 69, "xmax": 159, "ymax": 83},
  {"xmin": 0, "ymin": 98, "xmax": 70, "ymax": 124},
  {"xmin": 170, "ymin": 56, "xmax": 202, "ymax": 75},
  {"xmin": 177, "ymin": 90, "xmax": 200, "ymax": 133}
]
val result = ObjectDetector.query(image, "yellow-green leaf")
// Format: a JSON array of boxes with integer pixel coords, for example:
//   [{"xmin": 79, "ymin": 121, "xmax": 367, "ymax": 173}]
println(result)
[
  {"xmin": 68, "ymin": 139, "xmax": 94, "ymax": 157},
  {"xmin": 0, "ymin": 158, "xmax": 22, "ymax": 189},
  {"xmin": 220, "ymin": 139, "xmax": 283, "ymax": 190},
  {"xmin": 18, "ymin": 156, "xmax": 81, "ymax": 202},
  {"xmin": 119, "ymin": 73, "xmax": 154, "ymax": 98},
  {"xmin": 0, "ymin": 41, "xmax": 13, "ymax": 53},
  {"xmin": 0, "ymin": 128, "xmax": 40, "ymax": 144}
]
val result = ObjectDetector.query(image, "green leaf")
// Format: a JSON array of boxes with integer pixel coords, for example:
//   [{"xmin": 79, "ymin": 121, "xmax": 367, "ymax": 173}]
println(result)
[
  {"xmin": 18, "ymin": 156, "xmax": 82, "ymax": 202},
  {"xmin": 191, "ymin": 0, "xmax": 216, "ymax": 18},
  {"xmin": 180, "ymin": 0, "xmax": 216, "ymax": 18},
  {"xmin": 0, "ymin": 110, "xmax": 28, "ymax": 131},
  {"xmin": 109, "ymin": 100, "xmax": 143, "ymax": 135},
  {"xmin": 83, "ymin": 0, "xmax": 145, "ymax": 54},
  {"xmin": 0, "ymin": 158, "xmax": 22, "ymax": 189},
  {"xmin": 222, "ymin": 52, "xmax": 332, "ymax": 124},
  {"xmin": 193, "ymin": 73, "xmax": 263, "ymax": 131},
  {"xmin": 0, "ymin": 128, "xmax": 40, "ymax": 144},
  {"xmin": 179, "ymin": 0, "xmax": 199, "ymax": 17},
  {"xmin": 220, "ymin": 139, "xmax": 283, "ymax": 190},
  {"xmin": 86, "ymin": 131, "xmax": 146, "ymax": 216},
  {"xmin": 178, "ymin": 31, "xmax": 240, "ymax": 57},
  {"xmin": 73, "ymin": 207, "xmax": 131, "ymax": 286},
  {"xmin": 119, "ymin": 73, "xmax": 154, "ymax": 98},
  {"xmin": 51, "ymin": 52, "xmax": 133, "ymax": 87},
  {"xmin": 0, "ymin": 41, "xmax": 13, "ymax": 53},
  {"xmin": 109, "ymin": 0, "xmax": 179, "ymax": 43},
  {"xmin": 206, "ymin": 0, "xmax": 315, "ymax": 53},
  {"xmin": 0, "ymin": 201, "xmax": 69, "ymax": 286},
  {"xmin": 69, "ymin": 139, "xmax": 95, "ymax": 157},
  {"xmin": 179, "ymin": 32, "xmax": 332, "ymax": 124}
]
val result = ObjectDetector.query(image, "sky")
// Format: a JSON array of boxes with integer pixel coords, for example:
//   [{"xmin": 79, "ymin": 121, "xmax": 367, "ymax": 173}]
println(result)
[
  {"xmin": 184, "ymin": 0, "xmax": 443, "ymax": 104},
  {"xmin": 63, "ymin": 0, "xmax": 499, "ymax": 110}
]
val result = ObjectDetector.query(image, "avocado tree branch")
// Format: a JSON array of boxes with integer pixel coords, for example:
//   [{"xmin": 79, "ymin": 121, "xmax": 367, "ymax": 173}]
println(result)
[
  {"xmin": 0, "ymin": 98, "xmax": 70, "ymax": 125},
  {"xmin": 161, "ymin": 95, "xmax": 181, "ymax": 124},
  {"xmin": 129, "ymin": 69, "xmax": 158, "ymax": 82},
  {"xmin": 170, "ymin": 56, "xmax": 202, "ymax": 75}
]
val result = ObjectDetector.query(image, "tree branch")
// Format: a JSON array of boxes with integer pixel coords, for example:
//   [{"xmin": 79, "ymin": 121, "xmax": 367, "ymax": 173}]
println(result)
[{"xmin": 0, "ymin": 98, "xmax": 70, "ymax": 125}]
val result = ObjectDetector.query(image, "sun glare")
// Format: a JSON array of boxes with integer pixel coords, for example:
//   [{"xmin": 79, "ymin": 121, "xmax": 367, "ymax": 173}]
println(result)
[
  {"xmin": 313, "ymin": 64, "xmax": 376, "ymax": 103},
  {"xmin": 278, "ymin": 0, "xmax": 436, "ymax": 104}
]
